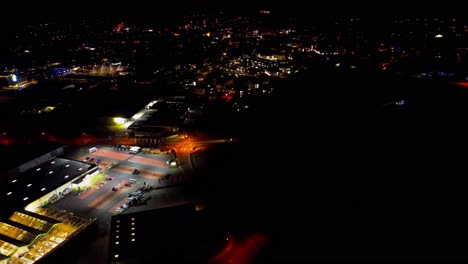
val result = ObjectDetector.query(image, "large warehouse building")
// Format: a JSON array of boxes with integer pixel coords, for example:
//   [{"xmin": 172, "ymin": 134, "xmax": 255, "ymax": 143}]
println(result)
[{"xmin": 0, "ymin": 143, "xmax": 98, "ymax": 263}]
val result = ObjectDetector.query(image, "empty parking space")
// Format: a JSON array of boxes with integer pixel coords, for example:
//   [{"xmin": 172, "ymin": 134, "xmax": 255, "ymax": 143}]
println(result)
[
  {"xmin": 93, "ymin": 149, "xmax": 133, "ymax": 161},
  {"xmin": 111, "ymin": 165, "xmax": 164, "ymax": 179},
  {"xmin": 88, "ymin": 187, "xmax": 126, "ymax": 208},
  {"xmin": 128, "ymin": 155, "xmax": 168, "ymax": 168}
]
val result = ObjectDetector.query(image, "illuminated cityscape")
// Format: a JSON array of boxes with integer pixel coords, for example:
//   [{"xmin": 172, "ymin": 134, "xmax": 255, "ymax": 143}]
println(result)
[{"xmin": 0, "ymin": 3, "xmax": 467, "ymax": 263}]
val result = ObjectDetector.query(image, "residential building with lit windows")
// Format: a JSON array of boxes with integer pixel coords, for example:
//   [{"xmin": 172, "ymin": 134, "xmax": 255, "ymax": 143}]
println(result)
[{"xmin": 108, "ymin": 203, "xmax": 227, "ymax": 264}]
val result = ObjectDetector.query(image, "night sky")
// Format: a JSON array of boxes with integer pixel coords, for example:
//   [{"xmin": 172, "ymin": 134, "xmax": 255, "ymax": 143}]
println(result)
[{"xmin": 1, "ymin": 1, "xmax": 467, "ymax": 26}]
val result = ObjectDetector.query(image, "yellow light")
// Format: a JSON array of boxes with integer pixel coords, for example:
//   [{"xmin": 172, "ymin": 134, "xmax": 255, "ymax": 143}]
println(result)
[
  {"xmin": 115, "ymin": 254, "xmax": 119, "ymax": 258},
  {"xmin": 113, "ymin": 117, "xmax": 126, "ymax": 124},
  {"xmin": 206, "ymin": 32, "xmax": 211, "ymax": 37}
]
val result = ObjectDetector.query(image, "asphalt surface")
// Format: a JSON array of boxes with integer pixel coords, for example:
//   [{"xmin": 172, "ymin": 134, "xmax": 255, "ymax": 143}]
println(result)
[{"xmin": 51, "ymin": 143, "xmax": 200, "ymax": 263}]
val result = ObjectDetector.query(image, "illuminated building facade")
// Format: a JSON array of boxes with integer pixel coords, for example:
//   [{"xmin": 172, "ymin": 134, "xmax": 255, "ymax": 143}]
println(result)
[{"xmin": 0, "ymin": 144, "xmax": 99, "ymax": 263}]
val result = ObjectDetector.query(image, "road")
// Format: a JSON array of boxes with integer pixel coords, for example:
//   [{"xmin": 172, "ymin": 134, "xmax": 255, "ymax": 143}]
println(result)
[
  {"xmin": 46, "ymin": 131, "xmax": 237, "ymax": 264},
  {"xmin": 164, "ymin": 135, "xmax": 236, "ymax": 180}
]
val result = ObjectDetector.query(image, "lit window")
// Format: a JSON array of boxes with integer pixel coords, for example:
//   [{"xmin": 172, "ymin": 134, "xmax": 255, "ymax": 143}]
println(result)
[
  {"xmin": 49, "ymin": 171, "xmax": 53, "ymax": 174},
  {"xmin": 115, "ymin": 241, "xmax": 119, "ymax": 245},
  {"xmin": 66, "ymin": 164, "xmax": 70, "ymax": 167},
  {"xmin": 131, "ymin": 233, "xmax": 135, "ymax": 236},
  {"xmin": 131, "ymin": 222, "xmax": 135, "ymax": 225},
  {"xmin": 116, "ymin": 236, "xmax": 119, "ymax": 239},
  {"xmin": 117, "ymin": 220, "xmax": 120, "ymax": 223},
  {"xmin": 131, "ymin": 218, "xmax": 135, "ymax": 220},
  {"xmin": 132, "ymin": 239, "xmax": 135, "ymax": 242},
  {"xmin": 41, "ymin": 188, "xmax": 46, "ymax": 191},
  {"xmin": 12, "ymin": 180, "xmax": 17, "ymax": 183},
  {"xmin": 65, "ymin": 175, "xmax": 69, "ymax": 179},
  {"xmin": 23, "ymin": 197, "xmax": 28, "ymax": 201},
  {"xmin": 131, "ymin": 227, "xmax": 135, "ymax": 230},
  {"xmin": 27, "ymin": 184, "xmax": 32, "ymax": 187},
  {"xmin": 36, "ymin": 168, "xmax": 41, "ymax": 171},
  {"xmin": 7, "ymin": 192, "xmax": 12, "ymax": 195},
  {"xmin": 51, "ymin": 161, "xmax": 55, "ymax": 164},
  {"xmin": 116, "ymin": 230, "xmax": 119, "ymax": 233},
  {"xmin": 78, "ymin": 168, "xmax": 83, "ymax": 171},
  {"xmin": 114, "ymin": 254, "xmax": 119, "ymax": 258}
]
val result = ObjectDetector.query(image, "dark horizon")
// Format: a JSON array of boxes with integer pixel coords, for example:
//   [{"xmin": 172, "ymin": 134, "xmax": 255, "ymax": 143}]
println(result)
[{"xmin": 1, "ymin": 1, "xmax": 467, "ymax": 26}]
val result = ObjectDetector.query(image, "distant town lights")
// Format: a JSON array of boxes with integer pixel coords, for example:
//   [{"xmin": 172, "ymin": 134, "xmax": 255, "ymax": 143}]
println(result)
[{"xmin": 11, "ymin": 74, "xmax": 17, "ymax": 82}]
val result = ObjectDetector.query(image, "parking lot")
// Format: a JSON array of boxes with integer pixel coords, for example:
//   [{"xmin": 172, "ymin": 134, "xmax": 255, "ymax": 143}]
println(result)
[{"xmin": 52, "ymin": 144, "xmax": 193, "ymax": 222}]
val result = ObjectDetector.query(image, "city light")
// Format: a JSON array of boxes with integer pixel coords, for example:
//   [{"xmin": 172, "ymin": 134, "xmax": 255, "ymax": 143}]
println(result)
[
  {"xmin": 113, "ymin": 117, "xmax": 126, "ymax": 124},
  {"xmin": 11, "ymin": 74, "xmax": 17, "ymax": 82}
]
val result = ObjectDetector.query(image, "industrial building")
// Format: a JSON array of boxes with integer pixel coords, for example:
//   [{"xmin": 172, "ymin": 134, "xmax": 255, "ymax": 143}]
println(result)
[{"xmin": 0, "ymin": 143, "xmax": 98, "ymax": 263}]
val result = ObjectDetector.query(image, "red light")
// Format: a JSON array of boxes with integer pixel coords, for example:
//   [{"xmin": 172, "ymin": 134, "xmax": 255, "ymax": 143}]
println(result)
[{"xmin": 209, "ymin": 232, "xmax": 268, "ymax": 264}]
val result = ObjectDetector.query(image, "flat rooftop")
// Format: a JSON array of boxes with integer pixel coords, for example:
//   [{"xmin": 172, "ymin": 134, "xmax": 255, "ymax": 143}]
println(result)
[
  {"xmin": 0, "ymin": 157, "xmax": 96, "ymax": 219},
  {"xmin": 0, "ymin": 142, "xmax": 63, "ymax": 171}
]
